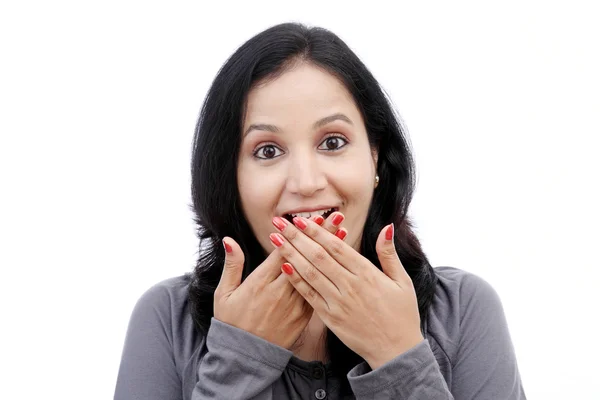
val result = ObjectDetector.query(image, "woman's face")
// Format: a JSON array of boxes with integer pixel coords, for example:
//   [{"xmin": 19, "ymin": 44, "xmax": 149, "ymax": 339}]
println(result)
[{"xmin": 237, "ymin": 62, "xmax": 378, "ymax": 255}]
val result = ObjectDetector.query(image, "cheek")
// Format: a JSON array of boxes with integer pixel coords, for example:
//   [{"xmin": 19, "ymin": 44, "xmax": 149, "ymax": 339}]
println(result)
[
  {"xmin": 237, "ymin": 162, "xmax": 279, "ymax": 220},
  {"xmin": 330, "ymin": 145, "xmax": 376, "ymax": 191},
  {"xmin": 332, "ymin": 164, "xmax": 374, "ymax": 200},
  {"xmin": 329, "ymin": 160, "xmax": 374, "ymax": 230}
]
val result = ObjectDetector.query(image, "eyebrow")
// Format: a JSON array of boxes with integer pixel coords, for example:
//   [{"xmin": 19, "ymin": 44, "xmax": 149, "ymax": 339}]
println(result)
[{"xmin": 243, "ymin": 112, "xmax": 353, "ymax": 138}]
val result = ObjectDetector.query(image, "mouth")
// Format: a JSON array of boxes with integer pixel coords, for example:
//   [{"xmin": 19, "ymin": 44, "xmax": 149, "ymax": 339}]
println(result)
[{"xmin": 281, "ymin": 207, "xmax": 339, "ymax": 223}]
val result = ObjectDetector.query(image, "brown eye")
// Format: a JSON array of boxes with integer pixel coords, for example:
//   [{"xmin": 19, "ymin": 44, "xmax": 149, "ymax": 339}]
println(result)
[
  {"xmin": 326, "ymin": 138, "xmax": 338, "ymax": 150},
  {"xmin": 318, "ymin": 136, "xmax": 348, "ymax": 151},
  {"xmin": 254, "ymin": 144, "xmax": 283, "ymax": 159},
  {"xmin": 262, "ymin": 146, "xmax": 275, "ymax": 158}
]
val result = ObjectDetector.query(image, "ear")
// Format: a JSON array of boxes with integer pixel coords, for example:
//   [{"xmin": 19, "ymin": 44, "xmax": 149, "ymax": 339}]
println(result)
[{"xmin": 371, "ymin": 147, "xmax": 379, "ymax": 169}]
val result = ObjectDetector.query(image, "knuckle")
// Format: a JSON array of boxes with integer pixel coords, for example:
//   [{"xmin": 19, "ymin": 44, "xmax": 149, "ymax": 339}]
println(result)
[
  {"xmin": 305, "ymin": 287, "xmax": 318, "ymax": 301},
  {"xmin": 288, "ymin": 302, "xmax": 304, "ymax": 320},
  {"xmin": 287, "ymin": 228, "xmax": 299, "ymax": 241},
  {"xmin": 346, "ymin": 282, "xmax": 360, "ymax": 297},
  {"xmin": 288, "ymin": 270, "xmax": 301, "ymax": 284},
  {"xmin": 290, "ymin": 276, "xmax": 302, "ymax": 287},
  {"xmin": 381, "ymin": 247, "xmax": 397, "ymax": 259},
  {"xmin": 280, "ymin": 247, "xmax": 295, "ymax": 260},
  {"xmin": 310, "ymin": 226, "xmax": 322, "ymax": 239},
  {"xmin": 329, "ymin": 239, "xmax": 344, "ymax": 257},
  {"xmin": 328, "ymin": 309, "xmax": 342, "ymax": 324},
  {"xmin": 250, "ymin": 283, "xmax": 261, "ymax": 296},
  {"xmin": 312, "ymin": 248, "xmax": 327, "ymax": 263},
  {"xmin": 322, "ymin": 222, "xmax": 334, "ymax": 233},
  {"xmin": 305, "ymin": 266, "xmax": 319, "ymax": 282},
  {"xmin": 363, "ymin": 274, "xmax": 375, "ymax": 287}
]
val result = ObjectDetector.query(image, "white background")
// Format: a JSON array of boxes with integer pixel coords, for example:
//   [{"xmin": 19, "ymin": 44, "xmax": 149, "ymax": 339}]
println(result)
[{"xmin": 1, "ymin": 1, "xmax": 598, "ymax": 399}]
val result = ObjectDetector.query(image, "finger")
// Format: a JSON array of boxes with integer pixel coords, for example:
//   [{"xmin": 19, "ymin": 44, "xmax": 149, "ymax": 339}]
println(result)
[
  {"xmin": 281, "ymin": 262, "xmax": 327, "ymax": 312},
  {"xmin": 310, "ymin": 214, "xmax": 344, "ymax": 238},
  {"xmin": 249, "ymin": 246, "xmax": 287, "ymax": 283},
  {"xmin": 269, "ymin": 268, "xmax": 296, "ymax": 295},
  {"xmin": 269, "ymin": 231, "xmax": 342, "ymax": 301},
  {"xmin": 215, "ymin": 237, "xmax": 245, "ymax": 296},
  {"xmin": 334, "ymin": 227, "xmax": 348, "ymax": 241},
  {"xmin": 310, "ymin": 214, "xmax": 325, "ymax": 226},
  {"xmin": 289, "ymin": 216, "xmax": 363, "ymax": 276},
  {"xmin": 322, "ymin": 211, "xmax": 345, "ymax": 235},
  {"xmin": 375, "ymin": 223, "xmax": 411, "ymax": 284}
]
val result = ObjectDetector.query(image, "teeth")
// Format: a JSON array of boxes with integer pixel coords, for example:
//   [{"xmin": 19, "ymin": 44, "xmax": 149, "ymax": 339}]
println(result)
[{"xmin": 290, "ymin": 208, "xmax": 334, "ymax": 219}]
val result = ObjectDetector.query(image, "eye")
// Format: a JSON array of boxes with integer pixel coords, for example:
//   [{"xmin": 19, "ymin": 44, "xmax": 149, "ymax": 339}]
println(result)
[
  {"xmin": 317, "ymin": 135, "xmax": 348, "ymax": 151},
  {"xmin": 253, "ymin": 144, "xmax": 284, "ymax": 160}
]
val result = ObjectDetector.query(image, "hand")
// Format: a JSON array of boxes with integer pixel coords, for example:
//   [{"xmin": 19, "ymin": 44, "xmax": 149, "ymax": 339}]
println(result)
[
  {"xmin": 214, "ymin": 213, "xmax": 347, "ymax": 350},
  {"xmin": 271, "ymin": 215, "xmax": 424, "ymax": 369},
  {"xmin": 213, "ymin": 237, "xmax": 312, "ymax": 349}
]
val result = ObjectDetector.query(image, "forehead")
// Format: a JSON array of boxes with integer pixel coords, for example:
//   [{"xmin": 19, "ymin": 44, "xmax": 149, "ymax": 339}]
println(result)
[{"xmin": 243, "ymin": 63, "xmax": 362, "ymax": 127}]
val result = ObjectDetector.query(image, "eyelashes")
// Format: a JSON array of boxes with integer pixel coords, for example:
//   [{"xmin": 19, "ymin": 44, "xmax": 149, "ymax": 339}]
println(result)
[
  {"xmin": 317, "ymin": 136, "xmax": 347, "ymax": 151},
  {"xmin": 253, "ymin": 134, "xmax": 349, "ymax": 160},
  {"xmin": 254, "ymin": 144, "xmax": 283, "ymax": 159}
]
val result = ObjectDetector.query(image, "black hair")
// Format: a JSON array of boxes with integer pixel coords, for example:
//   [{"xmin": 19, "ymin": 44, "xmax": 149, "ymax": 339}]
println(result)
[{"xmin": 187, "ymin": 22, "xmax": 437, "ymax": 396}]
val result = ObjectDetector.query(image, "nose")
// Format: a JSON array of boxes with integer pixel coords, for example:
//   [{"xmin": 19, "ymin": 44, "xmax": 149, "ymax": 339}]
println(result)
[{"xmin": 285, "ymin": 153, "xmax": 327, "ymax": 197}]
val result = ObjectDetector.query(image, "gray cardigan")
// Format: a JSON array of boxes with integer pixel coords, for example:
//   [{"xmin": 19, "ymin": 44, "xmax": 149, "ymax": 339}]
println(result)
[{"xmin": 114, "ymin": 266, "xmax": 526, "ymax": 399}]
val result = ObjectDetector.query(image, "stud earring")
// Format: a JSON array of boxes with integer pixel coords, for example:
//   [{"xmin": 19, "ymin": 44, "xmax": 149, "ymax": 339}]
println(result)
[{"xmin": 375, "ymin": 174, "xmax": 379, "ymax": 188}]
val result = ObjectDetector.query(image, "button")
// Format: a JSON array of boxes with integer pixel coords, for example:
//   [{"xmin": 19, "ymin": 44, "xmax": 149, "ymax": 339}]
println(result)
[
  {"xmin": 312, "ymin": 367, "xmax": 324, "ymax": 379},
  {"xmin": 315, "ymin": 389, "xmax": 327, "ymax": 399}
]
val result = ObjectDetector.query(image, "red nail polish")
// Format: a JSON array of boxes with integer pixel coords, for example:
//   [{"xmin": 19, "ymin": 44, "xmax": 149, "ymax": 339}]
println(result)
[
  {"xmin": 313, "ymin": 215, "xmax": 324, "ymax": 225},
  {"xmin": 282, "ymin": 262, "xmax": 294, "ymax": 275},
  {"xmin": 270, "ymin": 233, "xmax": 284, "ymax": 247},
  {"xmin": 332, "ymin": 213, "xmax": 344, "ymax": 226},
  {"xmin": 223, "ymin": 239, "xmax": 232, "ymax": 253},
  {"xmin": 335, "ymin": 229, "xmax": 347, "ymax": 240},
  {"xmin": 385, "ymin": 224, "xmax": 394, "ymax": 241},
  {"xmin": 293, "ymin": 217, "xmax": 307, "ymax": 230},
  {"xmin": 272, "ymin": 217, "xmax": 287, "ymax": 231}
]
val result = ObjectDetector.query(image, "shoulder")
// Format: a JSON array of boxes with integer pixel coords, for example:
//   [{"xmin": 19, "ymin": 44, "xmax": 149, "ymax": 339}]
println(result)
[
  {"xmin": 433, "ymin": 266, "xmax": 500, "ymax": 306},
  {"xmin": 127, "ymin": 274, "xmax": 196, "ymax": 346},
  {"xmin": 426, "ymin": 267, "xmax": 507, "ymax": 360},
  {"xmin": 126, "ymin": 274, "xmax": 193, "ymax": 343},
  {"xmin": 127, "ymin": 273, "xmax": 201, "ymax": 372},
  {"xmin": 132, "ymin": 274, "xmax": 192, "ymax": 318},
  {"xmin": 434, "ymin": 266, "xmax": 506, "ymax": 322}
]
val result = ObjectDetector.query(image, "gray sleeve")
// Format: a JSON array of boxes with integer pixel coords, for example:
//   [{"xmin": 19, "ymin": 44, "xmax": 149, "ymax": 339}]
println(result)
[
  {"xmin": 192, "ymin": 318, "xmax": 293, "ymax": 399},
  {"xmin": 347, "ymin": 339, "xmax": 453, "ymax": 399},
  {"xmin": 114, "ymin": 284, "xmax": 183, "ymax": 400},
  {"xmin": 346, "ymin": 273, "xmax": 526, "ymax": 399}
]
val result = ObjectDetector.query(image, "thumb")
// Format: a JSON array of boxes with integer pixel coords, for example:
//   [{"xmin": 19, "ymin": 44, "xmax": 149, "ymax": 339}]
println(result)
[
  {"xmin": 375, "ymin": 223, "xmax": 406, "ymax": 283},
  {"xmin": 215, "ymin": 237, "xmax": 245, "ymax": 296}
]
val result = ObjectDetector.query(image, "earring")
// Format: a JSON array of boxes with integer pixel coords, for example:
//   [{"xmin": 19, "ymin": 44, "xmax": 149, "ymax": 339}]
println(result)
[{"xmin": 374, "ymin": 174, "xmax": 379, "ymax": 188}]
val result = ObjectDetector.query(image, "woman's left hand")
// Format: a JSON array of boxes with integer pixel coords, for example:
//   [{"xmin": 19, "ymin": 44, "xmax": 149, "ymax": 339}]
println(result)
[{"xmin": 270, "ymin": 215, "xmax": 425, "ymax": 370}]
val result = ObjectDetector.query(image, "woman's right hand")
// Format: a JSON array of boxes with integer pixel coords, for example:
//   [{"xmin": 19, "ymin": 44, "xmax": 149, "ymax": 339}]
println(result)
[{"xmin": 213, "ymin": 213, "xmax": 347, "ymax": 350}]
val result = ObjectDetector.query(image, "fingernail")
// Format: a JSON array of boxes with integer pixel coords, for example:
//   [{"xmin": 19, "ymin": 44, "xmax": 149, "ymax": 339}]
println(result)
[
  {"xmin": 269, "ymin": 233, "xmax": 284, "ymax": 247},
  {"xmin": 335, "ymin": 228, "xmax": 347, "ymax": 240},
  {"xmin": 293, "ymin": 217, "xmax": 307, "ymax": 230},
  {"xmin": 385, "ymin": 224, "xmax": 394, "ymax": 241},
  {"xmin": 313, "ymin": 215, "xmax": 324, "ymax": 225},
  {"xmin": 223, "ymin": 239, "xmax": 232, "ymax": 253},
  {"xmin": 282, "ymin": 262, "xmax": 294, "ymax": 275},
  {"xmin": 272, "ymin": 217, "xmax": 287, "ymax": 231},
  {"xmin": 332, "ymin": 213, "xmax": 344, "ymax": 226}
]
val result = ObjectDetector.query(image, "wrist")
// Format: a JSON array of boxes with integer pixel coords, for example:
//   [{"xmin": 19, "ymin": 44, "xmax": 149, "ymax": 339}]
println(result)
[{"xmin": 365, "ymin": 334, "xmax": 425, "ymax": 370}]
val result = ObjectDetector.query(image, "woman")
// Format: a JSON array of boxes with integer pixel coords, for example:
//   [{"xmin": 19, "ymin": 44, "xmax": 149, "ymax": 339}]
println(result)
[{"xmin": 115, "ymin": 23, "xmax": 526, "ymax": 399}]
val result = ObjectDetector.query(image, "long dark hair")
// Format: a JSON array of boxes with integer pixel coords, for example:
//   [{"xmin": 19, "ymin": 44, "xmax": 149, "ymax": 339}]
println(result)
[{"xmin": 188, "ymin": 22, "xmax": 437, "ymax": 395}]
